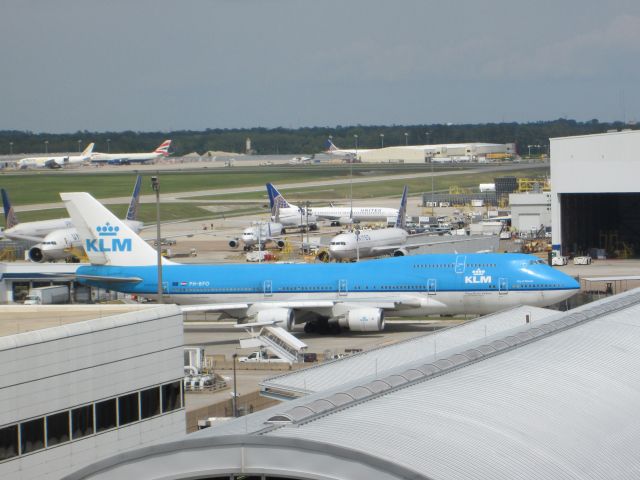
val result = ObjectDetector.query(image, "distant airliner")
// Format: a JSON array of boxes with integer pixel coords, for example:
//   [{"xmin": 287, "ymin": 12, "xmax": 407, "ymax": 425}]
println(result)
[
  {"xmin": 90, "ymin": 140, "xmax": 171, "ymax": 165},
  {"xmin": 267, "ymin": 182, "xmax": 397, "ymax": 226},
  {"xmin": 17, "ymin": 143, "xmax": 95, "ymax": 169},
  {"xmin": 60, "ymin": 192, "xmax": 579, "ymax": 334},
  {"xmin": 229, "ymin": 221, "xmax": 286, "ymax": 251}
]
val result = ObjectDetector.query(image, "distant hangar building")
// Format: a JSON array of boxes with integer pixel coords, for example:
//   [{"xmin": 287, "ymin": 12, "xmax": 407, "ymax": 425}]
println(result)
[
  {"xmin": 358, "ymin": 142, "xmax": 515, "ymax": 163},
  {"xmin": 551, "ymin": 129, "xmax": 640, "ymax": 257}
]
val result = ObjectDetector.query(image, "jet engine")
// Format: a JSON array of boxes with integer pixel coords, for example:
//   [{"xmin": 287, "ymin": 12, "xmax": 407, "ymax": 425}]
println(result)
[
  {"xmin": 275, "ymin": 239, "xmax": 286, "ymax": 249},
  {"xmin": 28, "ymin": 247, "xmax": 45, "ymax": 263},
  {"xmin": 255, "ymin": 308, "xmax": 295, "ymax": 331},
  {"xmin": 228, "ymin": 238, "xmax": 240, "ymax": 248},
  {"xmin": 339, "ymin": 308, "xmax": 385, "ymax": 332},
  {"xmin": 392, "ymin": 248, "xmax": 408, "ymax": 257}
]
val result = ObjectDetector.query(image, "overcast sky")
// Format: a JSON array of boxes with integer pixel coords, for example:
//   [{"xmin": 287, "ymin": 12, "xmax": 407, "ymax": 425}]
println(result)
[{"xmin": 1, "ymin": 0, "xmax": 639, "ymax": 133}]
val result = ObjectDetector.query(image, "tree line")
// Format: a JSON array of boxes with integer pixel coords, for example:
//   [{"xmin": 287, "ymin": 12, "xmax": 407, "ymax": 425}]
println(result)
[{"xmin": 0, "ymin": 119, "xmax": 633, "ymax": 156}]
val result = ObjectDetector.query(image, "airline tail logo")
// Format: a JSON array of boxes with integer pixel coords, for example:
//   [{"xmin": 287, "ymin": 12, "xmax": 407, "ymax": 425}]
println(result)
[
  {"xmin": 126, "ymin": 175, "xmax": 142, "ymax": 221},
  {"xmin": 465, "ymin": 268, "xmax": 492, "ymax": 284},
  {"xmin": 82, "ymin": 143, "xmax": 95, "ymax": 157},
  {"xmin": 395, "ymin": 185, "xmax": 408, "ymax": 229},
  {"xmin": 86, "ymin": 222, "xmax": 132, "ymax": 252},
  {"xmin": 1, "ymin": 189, "xmax": 19, "ymax": 228},
  {"xmin": 325, "ymin": 139, "xmax": 338, "ymax": 152},
  {"xmin": 266, "ymin": 183, "xmax": 290, "ymax": 209},
  {"xmin": 155, "ymin": 140, "xmax": 172, "ymax": 156}
]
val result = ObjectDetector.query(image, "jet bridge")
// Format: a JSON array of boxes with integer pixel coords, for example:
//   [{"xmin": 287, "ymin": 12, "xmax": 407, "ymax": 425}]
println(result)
[{"xmin": 238, "ymin": 322, "xmax": 307, "ymax": 363}]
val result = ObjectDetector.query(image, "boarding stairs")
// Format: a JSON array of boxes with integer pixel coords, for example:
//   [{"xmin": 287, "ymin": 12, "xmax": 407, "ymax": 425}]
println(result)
[{"xmin": 239, "ymin": 324, "xmax": 307, "ymax": 363}]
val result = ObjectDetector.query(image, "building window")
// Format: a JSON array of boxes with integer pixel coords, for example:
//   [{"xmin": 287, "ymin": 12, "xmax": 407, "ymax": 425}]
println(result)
[
  {"xmin": 140, "ymin": 387, "xmax": 160, "ymax": 419},
  {"xmin": 20, "ymin": 418, "xmax": 45, "ymax": 454},
  {"xmin": 95, "ymin": 398, "xmax": 117, "ymax": 433},
  {"xmin": 46, "ymin": 411, "xmax": 70, "ymax": 447},
  {"xmin": 162, "ymin": 381, "xmax": 182, "ymax": 413},
  {"xmin": 118, "ymin": 392, "xmax": 140, "ymax": 426},
  {"xmin": 71, "ymin": 405, "xmax": 94, "ymax": 440},
  {"xmin": 0, "ymin": 425, "xmax": 18, "ymax": 461}
]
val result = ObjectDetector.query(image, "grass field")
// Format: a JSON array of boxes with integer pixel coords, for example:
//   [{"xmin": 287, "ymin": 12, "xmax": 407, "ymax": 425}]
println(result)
[
  {"xmin": 0, "ymin": 164, "xmax": 459, "ymax": 205},
  {"xmin": 2, "ymin": 163, "xmax": 548, "ymax": 224}
]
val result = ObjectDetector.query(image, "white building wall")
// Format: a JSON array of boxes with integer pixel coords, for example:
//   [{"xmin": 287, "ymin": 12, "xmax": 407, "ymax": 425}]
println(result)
[
  {"xmin": 509, "ymin": 193, "xmax": 551, "ymax": 232},
  {"xmin": 0, "ymin": 304, "xmax": 185, "ymax": 480},
  {"xmin": 550, "ymin": 129, "xmax": 640, "ymax": 249}
]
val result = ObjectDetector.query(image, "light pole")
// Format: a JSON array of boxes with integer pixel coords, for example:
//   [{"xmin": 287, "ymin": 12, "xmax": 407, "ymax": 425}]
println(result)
[
  {"xmin": 77, "ymin": 139, "xmax": 82, "ymax": 153},
  {"xmin": 352, "ymin": 135, "xmax": 358, "ymax": 215},
  {"xmin": 355, "ymin": 229, "xmax": 360, "ymax": 262},
  {"xmin": 151, "ymin": 175, "xmax": 163, "ymax": 303},
  {"xmin": 44, "ymin": 140, "xmax": 48, "ymax": 154},
  {"xmin": 380, "ymin": 133, "xmax": 384, "ymax": 148},
  {"xmin": 404, "ymin": 132, "xmax": 409, "ymax": 146},
  {"xmin": 106, "ymin": 138, "xmax": 111, "ymax": 153},
  {"xmin": 425, "ymin": 131, "xmax": 431, "ymax": 144},
  {"xmin": 232, "ymin": 353, "xmax": 238, "ymax": 417},
  {"xmin": 9, "ymin": 142, "xmax": 13, "ymax": 155}
]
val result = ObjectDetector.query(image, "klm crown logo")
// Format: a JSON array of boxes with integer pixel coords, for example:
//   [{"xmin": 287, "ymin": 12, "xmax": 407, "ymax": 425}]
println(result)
[
  {"xmin": 86, "ymin": 222, "xmax": 132, "ymax": 253},
  {"xmin": 465, "ymin": 267, "xmax": 492, "ymax": 284}
]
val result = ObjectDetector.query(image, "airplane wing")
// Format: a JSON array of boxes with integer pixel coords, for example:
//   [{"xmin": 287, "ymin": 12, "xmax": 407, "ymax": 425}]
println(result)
[
  {"xmin": 178, "ymin": 297, "xmax": 428, "ymax": 317},
  {"xmin": 76, "ymin": 274, "xmax": 143, "ymax": 284}
]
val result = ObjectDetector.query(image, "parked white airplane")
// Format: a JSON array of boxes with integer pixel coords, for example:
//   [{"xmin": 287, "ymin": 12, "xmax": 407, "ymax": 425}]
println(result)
[
  {"xmin": 327, "ymin": 186, "xmax": 482, "ymax": 261},
  {"xmin": 325, "ymin": 139, "xmax": 371, "ymax": 159},
  {"xmin": 266, "ymin": 183, "xmax": 318, "ymax": 231},
  {"xmin": 90, "ymin": 140, "xmax": 171, "ymax": 165},
  {"xmin": 1, "ymin": 189, "xmax": 73, "ymax": 241},
  {"xmin": 17, "ymin": 143, "xmax": 95, "ymax": 169},
  {"xmin": 27, "ymin": 176, "xmax": 143, "ymax": 262},
  {"xmin": 267, "ymin": 182, "xmax": 396, "ymax": 227},
  {"xmin": 229, "ymin": 221, "xmax": 285, "ymax": 251}
]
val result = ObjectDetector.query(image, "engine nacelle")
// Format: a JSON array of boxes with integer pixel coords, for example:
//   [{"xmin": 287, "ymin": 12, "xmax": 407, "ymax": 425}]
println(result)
[
  {"xmin": 228, "ymin": 238, "xmax": 240, "ymax": 248},
  {"xmin": 341, "ymin": 308, "xmax": 385, "ymax": 332},
  {"xmin": 275, "ymin": 239, "xmax": 286, "ymax": 249},
  {"xmin": 392, "ymin": 248, "xmax": 408, "ymax": 257},
  {"xmin": 255, "ymin": 308, "xmax": 295, "ymax": 331},
  {"xmin": 28, "ymin": 247, "xmax": 45, "ymax": 263}
]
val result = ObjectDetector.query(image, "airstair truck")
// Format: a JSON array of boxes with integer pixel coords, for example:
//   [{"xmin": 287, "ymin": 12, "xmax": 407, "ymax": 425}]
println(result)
[{"xmin": 23, "ymin": 285, "xmax": 70, "ymax": 305}]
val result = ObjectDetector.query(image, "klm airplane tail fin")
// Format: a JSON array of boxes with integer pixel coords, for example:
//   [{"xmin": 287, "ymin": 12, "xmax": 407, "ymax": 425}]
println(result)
[
  {"xmin": 1, "ymin": 189, "xmax": 19, "ymax": 228},
  {"xmin": 395, "ymin": 185, "xmax": 408, "ymax": 229},
  {"xmin": 60, "ymin": 192, "xmax": 173, "ymax": 266},
  {"xmin": 126, "ymin": 175, "xmax": 142, "ymax": 221}
]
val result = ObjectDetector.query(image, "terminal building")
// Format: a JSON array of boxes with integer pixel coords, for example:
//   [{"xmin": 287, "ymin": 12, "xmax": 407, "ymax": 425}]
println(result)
[
  {"xmin": 551, "ymin": 129, "xmax": 640, "ymax": 258},
  {"xmin": 65, "ymin": 290, "xmax": 640, "ymax": 479},
  {"xmin": 0, "ymin": 304, "xmax": 185, "ymax": 479}
]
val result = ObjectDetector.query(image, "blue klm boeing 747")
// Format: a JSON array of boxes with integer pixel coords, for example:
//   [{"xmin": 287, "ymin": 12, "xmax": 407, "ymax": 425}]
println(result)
[{"xmin": 61, "ymin": 192, "xmax": 579, "ymax": 333}]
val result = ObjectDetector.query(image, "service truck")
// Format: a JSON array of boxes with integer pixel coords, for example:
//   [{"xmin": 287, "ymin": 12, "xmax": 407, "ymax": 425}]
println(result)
[
  {"xmin": 237, "ymin": 350, "xmax": 289, "ymax": 363},
  {"xmin": 23, "ymin": 285, "xmax": 70, "ymax": 305}
]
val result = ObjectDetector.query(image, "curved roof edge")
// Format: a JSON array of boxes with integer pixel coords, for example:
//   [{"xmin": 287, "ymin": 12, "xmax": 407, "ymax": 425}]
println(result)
[{"xmin": 62, "ymin": 434, "xmax": 430, "ymax": 480}]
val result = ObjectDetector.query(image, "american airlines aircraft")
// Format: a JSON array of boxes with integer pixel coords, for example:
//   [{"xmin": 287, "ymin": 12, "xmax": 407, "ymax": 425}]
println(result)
[
  {"xmin": 267, "ymin": 182, "xmax": 397, "ymax": 226},
  {"xmin": 60, "ymin": 192, "xmax": 579, "ymax": 334},
  {"xmin": 17, "ymin": 143, "xmax": 95, "ymax": 169},
  {"xmin": 27, "ymin": 176, "xmax": 144, "ymax": 262},
  {"xmin": 90, "ymin": 140, "xmax": 171, "ymax": 165}
]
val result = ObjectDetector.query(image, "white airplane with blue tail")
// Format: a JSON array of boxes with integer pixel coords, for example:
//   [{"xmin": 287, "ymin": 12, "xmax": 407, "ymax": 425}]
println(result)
[{"xmin": 60, "ymin": 192, "xmax": 579, "ymax": 334}]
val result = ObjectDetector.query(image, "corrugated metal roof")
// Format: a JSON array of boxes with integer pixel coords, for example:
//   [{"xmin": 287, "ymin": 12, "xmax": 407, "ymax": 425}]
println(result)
[{"xmin": 261, "ymin": 305, "xmax": 556, "ymax": 398}]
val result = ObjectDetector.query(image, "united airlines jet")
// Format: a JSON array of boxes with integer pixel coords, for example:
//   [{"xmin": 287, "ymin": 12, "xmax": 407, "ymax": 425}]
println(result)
[{"xmin": 61, "ymin": 192, "xmax": 579, "ymax": 334}]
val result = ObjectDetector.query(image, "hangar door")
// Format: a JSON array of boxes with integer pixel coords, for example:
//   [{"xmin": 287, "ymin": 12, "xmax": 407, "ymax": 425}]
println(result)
[
  {"xmin": 560, "ymin": 193, "xmax": 640, "ymax": 258},
  {"xmin": 518, "ymin": 214, "xmax": 541, "ymax": 233}
]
